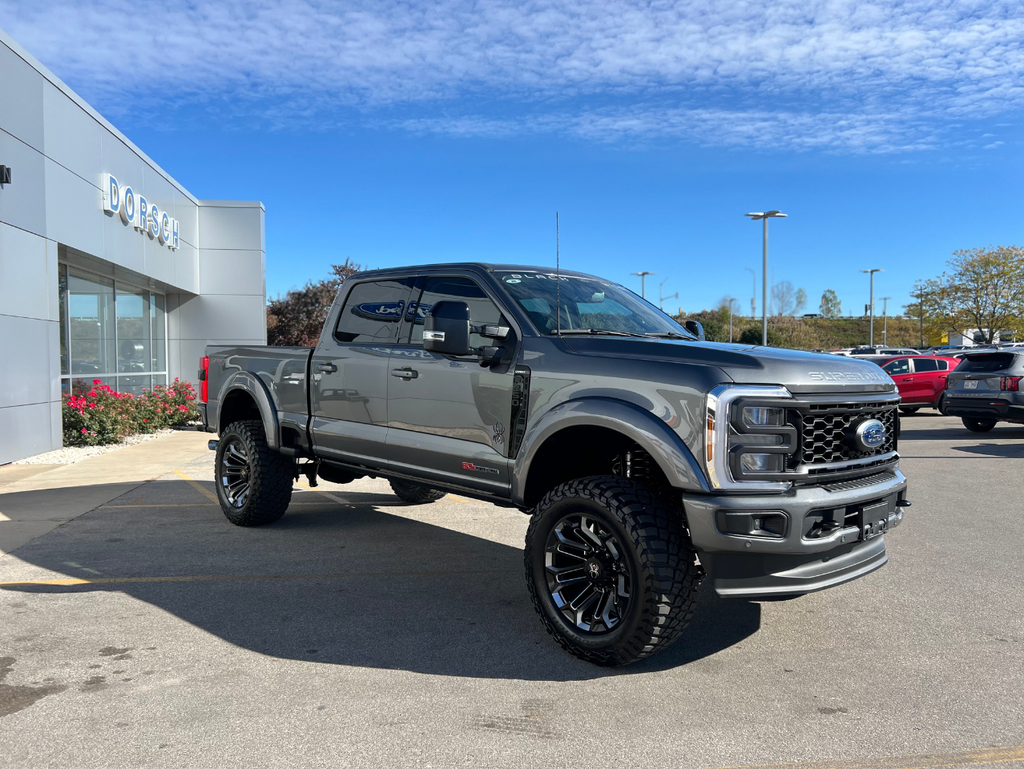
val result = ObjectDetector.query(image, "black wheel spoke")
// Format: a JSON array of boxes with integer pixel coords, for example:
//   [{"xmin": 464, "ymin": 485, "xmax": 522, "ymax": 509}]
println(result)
[
  {"xmin": 218, "ymin": 437, "xmax": 252, "ymax": 509},
  {"xmin": 544, "ymin": 512, "xmax": 632, "ymax": 634}
]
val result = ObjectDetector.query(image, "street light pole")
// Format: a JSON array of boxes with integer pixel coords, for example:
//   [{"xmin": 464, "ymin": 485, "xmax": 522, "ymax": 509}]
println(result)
[
  {"xmin": 727, "ymin": 298, "xmax": 736, "ymax": 343},
  {"xmin": 918, "ymin": 287, "xmax": 925, "ymax": 348},
  {"xmin": 632, "ymin": 271, "xmax": 654, "ymax": 300},
  {"xmin": 744, "ymin": 267, "xmax": 756, "ymax": 319},
  {"xmin": 745, "ymin": 211, "xmax": 787, "ymax": 346},
  {"xmin": 862, "ymin": 269, "xmax": 883, "ymax": 347},
  {"xmin": 881, "ymin": 296, "xmax": 891, "ymax": 346},
  {"xmin": 658, "ymin": 278, "xmax": 678, "ymax": 311}
]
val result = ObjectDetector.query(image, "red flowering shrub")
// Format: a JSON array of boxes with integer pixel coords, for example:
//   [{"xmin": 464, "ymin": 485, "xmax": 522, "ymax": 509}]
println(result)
[{"xmin": 62, "ymin": 379, "xmax": 201, "ymax": 446}]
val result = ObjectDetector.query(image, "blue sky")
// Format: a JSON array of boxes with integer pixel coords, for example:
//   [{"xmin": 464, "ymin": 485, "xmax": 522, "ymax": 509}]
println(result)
[{"xmin": 3, "ymin": 0, "xmax": 1022, "ymax": 317}]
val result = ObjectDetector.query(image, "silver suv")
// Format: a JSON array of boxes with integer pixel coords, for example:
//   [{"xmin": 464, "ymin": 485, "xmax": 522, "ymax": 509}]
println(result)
[{"xmin": 942, "ymin": 351, "xmax": 1024, "ymax": 432}]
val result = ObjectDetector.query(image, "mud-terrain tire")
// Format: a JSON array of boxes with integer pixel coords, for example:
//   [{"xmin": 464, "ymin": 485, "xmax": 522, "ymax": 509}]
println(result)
[
  {"xmin": 962, "ymin": 417, "xmax": 997, "ymax": 433},
  {"xmin": 215, "ymin": 420, "xmax": 293, "ymax": 526},
  {"xmin": 525, "ymin": 475, "xmax": 702, "ymax": 666},
  {"xmin": 899, "ymin": 406, "xmax": 921, "ymax": 415},
  {"xmin": 389, "ymin": 479, "xmax": 447, "ymax": 504}
]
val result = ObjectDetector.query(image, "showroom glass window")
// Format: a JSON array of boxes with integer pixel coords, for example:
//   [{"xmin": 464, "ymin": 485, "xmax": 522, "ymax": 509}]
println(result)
[{"xmin": 59, "ymin": 265, "xmax": 169, "ymax": 394}]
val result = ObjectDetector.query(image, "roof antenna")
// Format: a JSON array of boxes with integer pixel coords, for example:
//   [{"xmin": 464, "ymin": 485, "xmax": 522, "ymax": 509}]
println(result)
[{"xmin": 556, "ymin": 211, "xmax": 561, "ymax": 336}]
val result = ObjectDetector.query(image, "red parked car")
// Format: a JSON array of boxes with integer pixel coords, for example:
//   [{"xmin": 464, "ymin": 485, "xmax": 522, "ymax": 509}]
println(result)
[{"xmin": 869, "ymin": 355, "xmax": 962, "ymax": 413}]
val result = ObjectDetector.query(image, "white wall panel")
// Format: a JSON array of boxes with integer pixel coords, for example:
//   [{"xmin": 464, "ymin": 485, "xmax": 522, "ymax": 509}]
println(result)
[
  {"xmin": 0, "ymin": 130, "xmax": 46, "ymax": 237},
  {"xmin": 173, "ymin": 294, "xmax": 267, "ymax": 341},
  {"xmin": 0, "ymin": 403, "xmax": 57, "ymax": 465},
  {"xmin": 0, "ymin": 222, "xmax": 52, "ymax": 321},
  {"xmin": 41, "ymin": 81, "xmax": 103, "ymax": 183},
  {"xmin": 0, "ymin": 42, "xmax": 44, "ymax": 151},
  {"xmin": 0, "ymin": 314, "xmax": 57, "ymax": 409},
  {"xmin": 198, "ymin": 204, "xmax": 264, "ymax": 251},
  {"xmin": 43, "ymin": 157, "xmax": 104, "ymax": 259},
  {"xmin": 199, "ymin": 249, "xmax": 266, "ymax": 296}
]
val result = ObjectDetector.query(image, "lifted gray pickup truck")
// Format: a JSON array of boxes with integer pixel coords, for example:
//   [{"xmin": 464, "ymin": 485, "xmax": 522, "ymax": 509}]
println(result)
[{"xmin": 198, "ymin": 263, "xmax": 909, "ymax": 665}]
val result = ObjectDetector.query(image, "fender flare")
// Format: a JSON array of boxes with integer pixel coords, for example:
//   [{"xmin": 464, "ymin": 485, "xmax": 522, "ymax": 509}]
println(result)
[
  {"xmin": 511, "ymin": 397, "xmax": 710, "ymax": 506},
  {"xmin": 215, "ymin": 371, "xmax": 282, "ymax": 450}
]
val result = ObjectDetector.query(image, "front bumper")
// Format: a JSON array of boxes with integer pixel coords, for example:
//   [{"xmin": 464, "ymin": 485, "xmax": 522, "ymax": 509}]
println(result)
[{"xmin": 682, "ymin": 469, "xmax": 908, "ymax": 598}]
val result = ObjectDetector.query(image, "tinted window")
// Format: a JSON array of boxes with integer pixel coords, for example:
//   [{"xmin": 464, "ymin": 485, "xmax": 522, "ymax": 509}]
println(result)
[
  {"xmin": 408, "ymin": 276, "xmax": 504, "ymax": 348},
  {"xmin": 335, "ymin": 279, "xmax": 414, "ymax": 344},
  {"xmin": 494, "ymin": 271, "xmax": 693, "ymax": 337},
  {"xmin": 913, "ymin": 358, "xmax": 940, "ymax": 372},
  {"xmin": 883, "ymin": 359, "xmax": 910, "ymax": 375},
  {"xmin": 958, "ymin": 352, "xmax": 1017, "ymax": 372}
]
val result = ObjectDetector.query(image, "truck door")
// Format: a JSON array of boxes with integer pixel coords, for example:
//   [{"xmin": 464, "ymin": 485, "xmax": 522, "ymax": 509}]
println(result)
[
  {"xmin": 310, "ymin": 277, "xmax": 415, "ymax": 468},
  {"xmin": 385, "ymin": 275, "xmax": 517, "ymax": 493}
]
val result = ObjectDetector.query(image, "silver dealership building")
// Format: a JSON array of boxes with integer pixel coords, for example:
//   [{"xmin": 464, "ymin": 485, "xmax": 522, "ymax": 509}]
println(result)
[{"xmin": 0, "ymin": 28, "xmax": 267, "ymax": 464}]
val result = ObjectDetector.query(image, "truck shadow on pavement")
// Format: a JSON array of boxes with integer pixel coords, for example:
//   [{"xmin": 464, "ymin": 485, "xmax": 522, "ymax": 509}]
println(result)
[{"xmin": 0, "ymin": 481, "xmax": 761, "ymax": 680}]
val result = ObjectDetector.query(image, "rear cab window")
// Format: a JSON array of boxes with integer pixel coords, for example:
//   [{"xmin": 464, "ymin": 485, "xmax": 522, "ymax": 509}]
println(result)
[{"xmin": 334, "ymin": 279, "xmax": 416, "ymax": 344}]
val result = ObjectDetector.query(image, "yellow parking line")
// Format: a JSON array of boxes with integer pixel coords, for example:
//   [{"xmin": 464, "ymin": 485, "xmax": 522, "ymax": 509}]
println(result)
[
  {"xmin": 710, "ymin": 746, "xmax": 1024, "ymax": 769},
  {"xmin": 0, "ymin": 568, "xmax": 502, "ymax": 588},
  {"xmin": 173, "ymin": 469, "xmax": 218, "ymax": 503}
]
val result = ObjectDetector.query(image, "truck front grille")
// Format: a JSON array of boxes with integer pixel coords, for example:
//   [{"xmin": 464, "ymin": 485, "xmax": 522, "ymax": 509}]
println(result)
[{"xmin": 798, "ymin": 400, "xmax": 898, "ymax": 465}]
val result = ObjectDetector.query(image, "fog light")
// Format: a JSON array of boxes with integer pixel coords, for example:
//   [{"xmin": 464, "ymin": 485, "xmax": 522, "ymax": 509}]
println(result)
[
  {"xmin": 740, "ymin": 452, "xmax": 784, "ymax": 473},
  {"xmin": 716, "ymin": 510, "xmax": 788, "ymax": 538}
]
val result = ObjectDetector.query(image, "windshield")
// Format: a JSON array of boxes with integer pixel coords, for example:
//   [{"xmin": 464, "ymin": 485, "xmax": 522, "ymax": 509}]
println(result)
[{"xmin": 493, "ymin": 271, "xmax": 694, "ymax": 338}]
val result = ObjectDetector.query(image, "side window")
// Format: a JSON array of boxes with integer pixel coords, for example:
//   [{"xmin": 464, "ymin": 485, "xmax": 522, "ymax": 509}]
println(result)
[
  {"xmin": 936, "ymin": 360, "xmax": 949, "ymax": 371},
  {"xmin": 883, "ymin": 359, "xmax": 910, "ymax": 376},
  {"xmin": 408, "ymin": 276, "xmax": 504, "ymax": 348},
  {"xmin": 913, "ymin": 358, "xmax": 940, "ymax": 373},
  {"xmin": 334, "ymin": 279, "xmax": 414, "ymax": 344}
]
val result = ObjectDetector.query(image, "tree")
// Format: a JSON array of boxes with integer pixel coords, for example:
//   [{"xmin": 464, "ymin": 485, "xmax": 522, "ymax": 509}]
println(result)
[
  {"xmin": 819, "ymin": 289, "xmax": 841, "ymax": 318},
  {"xmin": 919, "ymin": 246, "xmax": 1024, "ymax": 344},
  {"xmin": 770, "ymin": 281, "xmax": 808, "ymax": 316},
  {"xmin": 267, "ymin": 258, "xmax": 363, "ymax": 346}
]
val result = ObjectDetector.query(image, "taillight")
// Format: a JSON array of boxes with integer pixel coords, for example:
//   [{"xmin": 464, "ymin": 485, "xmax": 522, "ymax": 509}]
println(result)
[
  {"xmin": 1001, "ymin": 376, "xmax": 1022, "ymax": 391},
  {"xmin": 199, "ymin": 356, "xmax": 210, "ymax": 402}
]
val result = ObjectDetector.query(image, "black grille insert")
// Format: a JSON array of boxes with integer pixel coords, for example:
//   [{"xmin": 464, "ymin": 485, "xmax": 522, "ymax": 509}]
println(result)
[{"xmin": 797, "ymin": 400, "xmax": 898, "ymax": 465}]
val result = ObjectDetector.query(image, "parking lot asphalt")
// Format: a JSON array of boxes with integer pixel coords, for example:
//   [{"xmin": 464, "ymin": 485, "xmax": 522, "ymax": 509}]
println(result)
[{"xmin": 0, "ymin": 415, "xmax": 1022, "ymax": 768}]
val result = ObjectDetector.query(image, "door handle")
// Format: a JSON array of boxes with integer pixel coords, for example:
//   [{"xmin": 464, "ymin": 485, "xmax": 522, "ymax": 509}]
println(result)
[
  {"xmin": 317, "ymin": 362, "xmax": 338, "ymax": 374},
  {"xmin": 391, "ymin": 368, "xmax": 418, "ymax": 380},
  {"xmin": 900, "ymin": 377, "xmax": 912, "ymax": 381}
]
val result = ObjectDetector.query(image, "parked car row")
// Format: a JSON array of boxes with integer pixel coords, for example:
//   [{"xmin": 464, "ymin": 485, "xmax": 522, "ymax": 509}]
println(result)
[{"xmin": 856, "ymin": 350, "xmax": 1024, "ymax": 433}]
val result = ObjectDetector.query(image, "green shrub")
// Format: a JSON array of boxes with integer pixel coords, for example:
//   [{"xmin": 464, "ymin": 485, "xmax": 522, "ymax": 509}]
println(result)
[{"xmin": 62, "ymin": 379, "xmax": 201, "ymax": 447}]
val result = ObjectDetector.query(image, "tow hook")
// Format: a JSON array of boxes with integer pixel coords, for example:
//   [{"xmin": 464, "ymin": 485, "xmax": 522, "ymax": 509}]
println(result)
[{"xmin": 208, "ymin": 440, "xmax": 218, "ymax": 451}]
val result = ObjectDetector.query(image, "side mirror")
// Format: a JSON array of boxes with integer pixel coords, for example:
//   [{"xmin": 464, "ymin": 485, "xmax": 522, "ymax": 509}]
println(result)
[
  {"xmin": 424, "ymin": 301, "xmax": 472, "ymax": 356},
  {"xmin": 684, "ymin": 320, "xmax": 705, "ymax": 341}
]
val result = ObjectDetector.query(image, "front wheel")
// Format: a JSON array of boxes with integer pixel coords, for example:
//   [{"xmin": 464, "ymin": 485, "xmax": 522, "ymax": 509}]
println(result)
[
  {"xmin": 389, "ymin": 479, "xmax": 446, "ymax": 504},
  {"xmin": 962, "ymin": 417, "xmax": 997, "ymax": 433},
  {"xmin": 525, "ymin": 476, "xmax": 702, "ymax": 666},
  {"xmin": 215, "ymin": 420, "xmax": 293, "ymax": 526}
]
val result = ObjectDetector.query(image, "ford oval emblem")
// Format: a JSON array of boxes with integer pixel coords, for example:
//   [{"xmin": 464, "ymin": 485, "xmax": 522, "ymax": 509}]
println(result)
[{"xmin": 855, "ymin": 419, "xmax": 887, "ymax": 451}]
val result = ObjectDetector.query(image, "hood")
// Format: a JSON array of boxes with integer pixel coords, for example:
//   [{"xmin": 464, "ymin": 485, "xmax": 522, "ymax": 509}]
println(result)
[{"xmin": 560, "ymin": 337, "xmax": 896, "ymax": 394}]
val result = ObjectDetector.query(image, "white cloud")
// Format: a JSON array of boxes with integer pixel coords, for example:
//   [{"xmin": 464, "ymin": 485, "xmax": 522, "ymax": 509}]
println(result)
[{"xmin": 1, "ymin": 0, "xmax": 1022, "ymax": 152}]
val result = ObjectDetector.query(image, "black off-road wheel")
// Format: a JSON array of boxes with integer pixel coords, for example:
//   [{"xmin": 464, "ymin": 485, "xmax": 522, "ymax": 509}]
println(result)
[
  {"xmin": 215, "ymin": 420, "xmax": 293, "ymax": 526},
  {"xmin": 525, "ymin": 476, "xmax": 702, "ymax": 666},
  {"xmin": 962, "ymin": 417, "xmax": 997, "ymax": 433},
  {"xmin": 389, "ymin": 479, "xmax": 447, "ymax": 504},
  {"xmin": 899, "ymin": 406, "xmax": 921, "ymax": 415}
]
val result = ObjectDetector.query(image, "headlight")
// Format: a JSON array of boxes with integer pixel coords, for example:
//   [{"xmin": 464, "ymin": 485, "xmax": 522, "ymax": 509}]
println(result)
[
  {"xmin": 705, "ymin": 385, "xmax": 796, "ymax": 492},
  {"xmin": 740, "ymin": 452, "xmax": 785, "ymax": 473},
  {"xmin": 742, "ymin": 406, "xmax": 785, "ymax": 427}
]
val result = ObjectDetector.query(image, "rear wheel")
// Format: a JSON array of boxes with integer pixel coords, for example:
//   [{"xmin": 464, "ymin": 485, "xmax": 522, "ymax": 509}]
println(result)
[
  {"xmin": 962, "ymin": 417, "xmax": 997, "ymax": 433},
  {"xmin": 215, "ymin": 420, "xmax": 293, "ymax": 526},
  {"xmin": 525, "ymin": 475, "xmax": 702, "ymax": 666},
  {"xmin": 899, "ymin": 406, "xmax": 922, "ymax": 415},
  {"xmin": 389, "ymin": 479, "xmax": 447, "ymax": 504}
]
